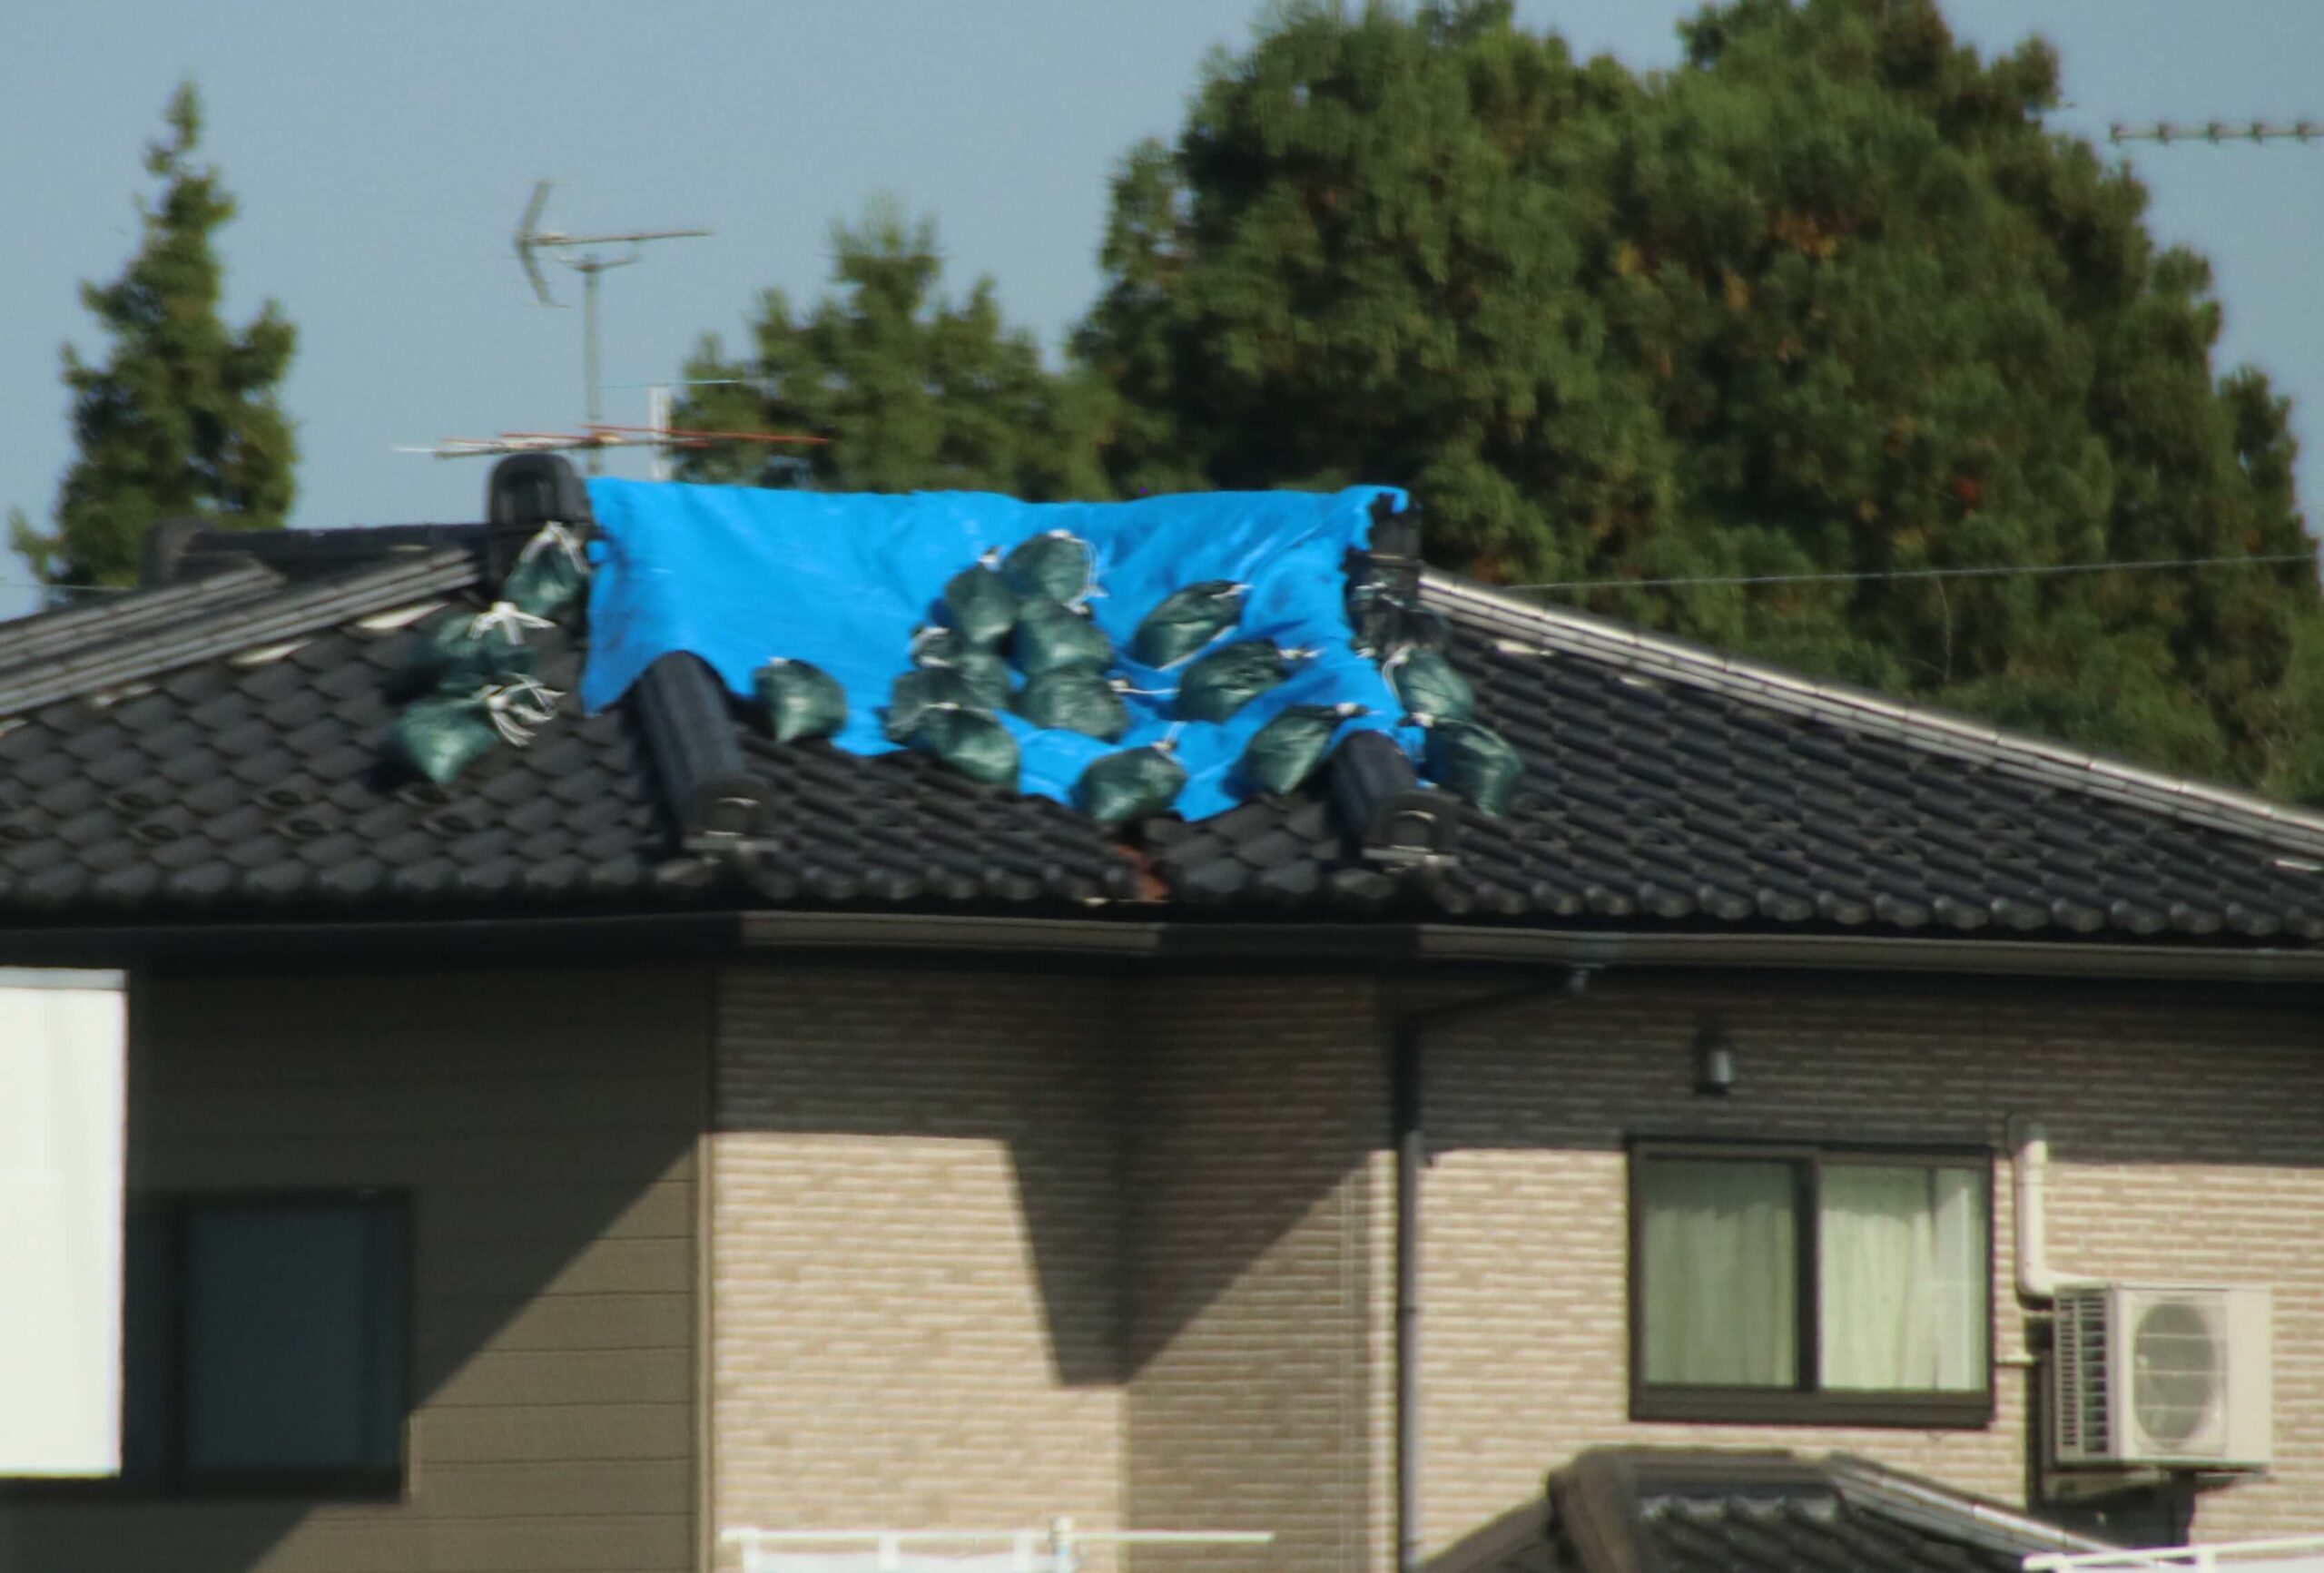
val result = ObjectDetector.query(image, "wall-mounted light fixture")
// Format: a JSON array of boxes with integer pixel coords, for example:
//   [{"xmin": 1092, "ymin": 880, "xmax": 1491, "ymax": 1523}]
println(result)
[{"xmin": 1692, "ymin": 1018, "xmax": 1737, "ymax": 1096}]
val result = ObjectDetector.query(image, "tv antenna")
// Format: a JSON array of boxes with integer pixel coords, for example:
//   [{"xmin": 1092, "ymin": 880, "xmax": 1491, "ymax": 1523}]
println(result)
[{"xmin": 513, "ymin": 180, "xmax": 709, "ymax": 472}]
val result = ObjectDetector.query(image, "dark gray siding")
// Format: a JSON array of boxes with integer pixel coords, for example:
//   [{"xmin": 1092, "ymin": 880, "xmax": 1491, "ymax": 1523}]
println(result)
[{"xmin": 0, "ymin": 962, "xmax": 709, "ymax": 1573}]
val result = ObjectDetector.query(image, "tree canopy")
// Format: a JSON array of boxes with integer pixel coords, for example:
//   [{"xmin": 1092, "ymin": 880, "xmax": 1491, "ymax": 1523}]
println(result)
[
  {"xmin": 13, "ymin": 83, "xmax": 299, "ymax": 592},
  {"xmin": 682, "ymin": 0, "xmax": 2324, "ymax": 799},
  {"xmin": 674, "ymin": 202, "xmax": 1107, "ymax": 500}
]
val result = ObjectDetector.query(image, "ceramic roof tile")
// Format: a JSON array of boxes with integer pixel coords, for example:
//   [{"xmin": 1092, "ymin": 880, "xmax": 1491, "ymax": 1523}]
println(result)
[{"xmin": 0, "ymin": 524, "xmax": 2318, "ymax": 943}]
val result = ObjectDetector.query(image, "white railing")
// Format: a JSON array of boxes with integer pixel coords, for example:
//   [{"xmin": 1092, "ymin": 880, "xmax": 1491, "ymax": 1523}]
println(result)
[
  {"xmin": 724, "ymin": 1519, "xmax": 1273, "ymax": 1573},
  {"xmin": 2026, "ymin": 1535, "xmax": 2324, "ymax": 1571}
]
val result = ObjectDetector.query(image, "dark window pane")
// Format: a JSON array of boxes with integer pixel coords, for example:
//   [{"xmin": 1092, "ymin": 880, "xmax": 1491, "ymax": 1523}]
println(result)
[
  {"xmin": 1637, "ymin": 1158, "xmax": 1797, "ymax": 1387},
  {"xmin": 118, "ymin": 1204, "xmax": 172, "ymax": 1480},
  {"xmin": 181, "ymin": 1201, "xmax": 402, "ymax": 1477}
]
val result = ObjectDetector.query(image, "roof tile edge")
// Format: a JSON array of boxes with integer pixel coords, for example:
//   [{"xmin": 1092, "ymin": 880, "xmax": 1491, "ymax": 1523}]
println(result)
[{"xmin": 1423, "ymin": 570, "xmax": 2324, "ymax": 858}]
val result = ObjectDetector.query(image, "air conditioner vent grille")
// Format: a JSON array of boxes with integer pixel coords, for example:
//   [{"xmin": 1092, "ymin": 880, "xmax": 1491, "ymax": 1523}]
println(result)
[{"xmin": 2056, "ymin": 1289, "xmax": 2110, "ymax": 1458}]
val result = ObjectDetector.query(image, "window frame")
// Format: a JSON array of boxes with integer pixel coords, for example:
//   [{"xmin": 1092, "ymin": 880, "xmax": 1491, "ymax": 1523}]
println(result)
[
  {"xmin": 4, "ymin": 1187, "xmax": 414, "ymax": 1500},
  {"xmin": 1627, "ymin": 1138, "xmax": 1995, "ymax": 1429}
]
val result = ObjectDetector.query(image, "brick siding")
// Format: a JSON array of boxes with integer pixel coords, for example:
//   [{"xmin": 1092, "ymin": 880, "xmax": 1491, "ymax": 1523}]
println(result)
[
  {"xmin": 710, "ymin": 965, "xmax": 1132, "ymax": 1573},
  {"xmin": 706, "ymin": 962, "xmax": 2324, "ymax": 1573},
  {"xmin": 1418, "ymin": 974, "xmax": 2324, "ymax": 1547}
]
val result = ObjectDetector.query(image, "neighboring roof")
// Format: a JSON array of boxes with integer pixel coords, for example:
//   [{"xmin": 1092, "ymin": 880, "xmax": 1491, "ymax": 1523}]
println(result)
[
  {"xmin": 1433, "ymin": 1449, "xmax": 2109, "ymax": 1573},
  {"xmin": 1, "ymin": 488, "xmax": 2321, "ymax": 948}
]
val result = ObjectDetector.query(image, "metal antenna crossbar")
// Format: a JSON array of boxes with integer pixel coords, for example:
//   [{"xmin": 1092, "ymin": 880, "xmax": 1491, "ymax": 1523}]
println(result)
[{"xmin": 513, "ymin": 180, "xmax": 710, "ymax": 473}]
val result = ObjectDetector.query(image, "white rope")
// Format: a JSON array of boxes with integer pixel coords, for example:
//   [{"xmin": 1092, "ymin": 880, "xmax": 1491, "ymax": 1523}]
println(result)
[
  {"xmin": 466, "ymin": 600, "xmax": 556, "ymax": 641},
  {"xmin": 477, "ymin": 676, "xmax": 561, "ymax": 747},
  {"xmin": 516, "ymin": 521, "xmax": 589, "ymax": 575}
]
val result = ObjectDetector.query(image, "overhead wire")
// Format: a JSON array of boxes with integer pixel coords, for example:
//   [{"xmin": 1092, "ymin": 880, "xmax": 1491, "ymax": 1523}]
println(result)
[
  {"xmin": 0, "ymin": 549, "xmax": 2315, "ymax": 606},
  {"xmin": 1509, "ymin": 552, "xmax": 2319, "ymax": 595}
]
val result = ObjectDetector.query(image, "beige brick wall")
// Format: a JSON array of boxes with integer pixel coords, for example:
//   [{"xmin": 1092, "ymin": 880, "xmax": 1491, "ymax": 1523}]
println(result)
[
  {"xmin": 1123, "ymin": 977, "xmax": 1387, "ymax": 1573},
  {"xmin": 710, "ymin": 967, "xmax": 1391, "ymax": 1573},
  {"xmin": 709, "ymin": 964, "xmax": 1131, "ymax": 1573},
  {"xmin": 1417, "ymin": 974, "xmax": 2324, "ymax": 1547},
  {"xmin": 706, "ymin": 960, "xmax": 2324, "ymax": 1573},
  {"xmin": 0, "ymin": 962, "xmax": 709, "ymax": 1573}
]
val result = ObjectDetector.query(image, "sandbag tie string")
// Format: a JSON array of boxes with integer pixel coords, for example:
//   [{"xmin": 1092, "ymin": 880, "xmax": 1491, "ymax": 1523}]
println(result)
[{"xmin": 478, "ymin": 677, "xmax": 563, "ymax": 747}]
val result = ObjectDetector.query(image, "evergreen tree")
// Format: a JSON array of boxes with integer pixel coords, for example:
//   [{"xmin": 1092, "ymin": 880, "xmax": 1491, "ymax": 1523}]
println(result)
[
  {"xmin": 1076, "ymin": 0, "xmax": 2324, "ymax": 793},
  {"xmin": 674, "ymin": 202, "xmax": 1108, "ymax": 500},
  {"xmin": 12, "ymin": 84, "xmax": 299, "ymax": 592}
]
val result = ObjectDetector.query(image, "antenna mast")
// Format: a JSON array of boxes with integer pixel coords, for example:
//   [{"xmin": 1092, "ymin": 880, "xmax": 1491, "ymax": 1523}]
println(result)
[{"xmin": 513, "ymin": 180, "xmax": 709, "ymax": 473}]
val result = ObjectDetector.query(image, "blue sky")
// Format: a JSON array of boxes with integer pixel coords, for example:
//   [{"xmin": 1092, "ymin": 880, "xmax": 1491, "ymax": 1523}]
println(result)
[{"xmin": 5, "ymin": 2, "xmax": 2322, "ymax": 616}]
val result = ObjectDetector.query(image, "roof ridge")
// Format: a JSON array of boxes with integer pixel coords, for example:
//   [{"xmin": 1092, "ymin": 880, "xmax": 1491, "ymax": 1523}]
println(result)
[
  {"xmin": 0, "ymin": 562, "xmax": 283, "ymax": 683},
  {"xmin": 0, "ymin": 547, "xmax": 478, "ymax": 720},
  {"xmin": 1423, "ymin": 570, "xmax": 2324, "ymax": 860}
]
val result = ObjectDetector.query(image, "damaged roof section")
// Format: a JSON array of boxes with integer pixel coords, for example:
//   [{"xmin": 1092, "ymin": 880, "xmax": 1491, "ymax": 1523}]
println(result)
[{"xmin": 0, "ymin": 457, "xmax": 2316, "ymax": 940}]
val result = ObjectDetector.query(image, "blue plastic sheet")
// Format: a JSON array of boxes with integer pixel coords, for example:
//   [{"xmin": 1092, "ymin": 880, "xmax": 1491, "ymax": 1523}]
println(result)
[{"xmin": 581, "ymin": 479, "xmax": 1416, "ymax": 822}]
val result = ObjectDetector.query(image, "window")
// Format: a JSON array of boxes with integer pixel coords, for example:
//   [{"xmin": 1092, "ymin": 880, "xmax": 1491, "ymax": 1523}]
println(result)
[
  {"xmin": 1630, "ymin": 1144, "xmax": 1992, "ymax": 1426},
  {"xmin": 123, "ymin": 1192, "xmax": 409, "ymax": 1492}
]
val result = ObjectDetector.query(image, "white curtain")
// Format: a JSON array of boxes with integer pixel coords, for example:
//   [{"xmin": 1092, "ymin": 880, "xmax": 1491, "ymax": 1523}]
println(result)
[
  {"xmin": 0, "ymin": 972, "xmax": 126, "ymax": 1475},
  {"xmin": 1818, "ymin": 1165, "xmax": 1986, "ymax": 1391},
  {"xmin": 1638, "ymin": 1158, "xmax": 1796, "ymax": 1386}
]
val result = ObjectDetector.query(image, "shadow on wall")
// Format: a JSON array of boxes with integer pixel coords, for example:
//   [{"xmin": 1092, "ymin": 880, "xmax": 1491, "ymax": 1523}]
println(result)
[
  {"xmin": 709, "ymin": 962, "xmax": 1391, "ymax": 1391},
  {"xmin": 0, "ymin": 961, "xmax": 709, "ymax": 1573}
]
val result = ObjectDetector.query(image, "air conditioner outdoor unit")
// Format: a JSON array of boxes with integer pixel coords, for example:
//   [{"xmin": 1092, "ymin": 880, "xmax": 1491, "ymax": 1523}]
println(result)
[{"xmin": 2052, "ymin": 1283, "xmax": 2273, "ymax": 1471}]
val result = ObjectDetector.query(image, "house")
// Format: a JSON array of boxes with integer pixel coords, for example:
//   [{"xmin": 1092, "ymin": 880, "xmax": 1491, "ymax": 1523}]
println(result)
[{"xmin": 0, "ymin": 457, "xmax": 2319, "ymax": 1573}]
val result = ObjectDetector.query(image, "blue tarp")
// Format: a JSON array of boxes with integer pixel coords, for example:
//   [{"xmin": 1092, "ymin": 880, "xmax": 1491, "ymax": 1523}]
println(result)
[{"xmin": 580, "ymin": 479, "xmax": 1417, "ymax": 822}]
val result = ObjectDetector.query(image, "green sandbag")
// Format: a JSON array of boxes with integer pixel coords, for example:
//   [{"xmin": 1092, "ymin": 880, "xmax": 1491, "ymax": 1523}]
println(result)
[
  {"xmin": 1177, "ymin": 641, "xmax": 1289, "ymax": 723},
  {"xmin": 1013, "ymin": 597, "xmax": 1112, "ymax": 678},
  {"xmin": 1000, "ymin": 529, "xmax": 1097, "ymax": 605},
  {"xmin": 908, "ymin": 634, "xmax": 1013, "ymax": 713},
  {"xmin": 1425, "ymin": 719, "xmax": 1523, "ymax": 816},
  {"xmin": 755, "ymin": 658, "xmax": 847, "ymax": 743},
  {"xmin": 410, "ymin": 607, "xmax": 537, "ymax": 694},
  {"xmin": 1240, "ymin": 703, "xmax": 1364, "ymax": 795},
  {"xmin": 1015, "ymin": 670, "xmax": 1128, "ymax": 742},
  {"xmin": 940, "ymin": 550, "xmax": 1019, "ymax": 647},
  {"xmin": 501, "ymin": 525, "xmax": 589, "ymax": 620},
  {"xmin": 1131, "ymin": 580, "xmax": 1247, "ymax": 667},
  {"xmin": 384, "ymin": 693, "xmax": 500, "ymax": 785},
  {"xmin": 912, "ymin": 705, "xmax": 1020, "ymax": 791},
  {"xmin": 1388, "ymin": 646, "xmax": 1476, "ymax": 723},
  {"xmin": 884, "ymin": 668, "xmax": 989, "ymax": 742},
  {"xmin": 1075, "ymin": 744, "xmax": 1187, "ymax": 828}
]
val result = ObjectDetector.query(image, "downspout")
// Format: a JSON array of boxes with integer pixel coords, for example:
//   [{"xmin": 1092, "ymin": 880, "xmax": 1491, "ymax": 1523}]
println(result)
[
  {"xmin": 2007, "ymin": 1116, "xmax": 2095, "ymax": 1305},
  {"xmin": 1389, "ymin": 968, "xmax": 1593, "ymax": 1573}
]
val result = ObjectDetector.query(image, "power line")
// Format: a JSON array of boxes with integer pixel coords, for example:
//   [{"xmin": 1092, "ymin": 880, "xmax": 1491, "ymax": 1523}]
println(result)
[
  {"xmin": 1511, "ymin": 552, "xmax": 2318, "ymax": 595},
  {"xmin": 4, "ymin": 550, "xmax": 2315, "ymax": 608}
]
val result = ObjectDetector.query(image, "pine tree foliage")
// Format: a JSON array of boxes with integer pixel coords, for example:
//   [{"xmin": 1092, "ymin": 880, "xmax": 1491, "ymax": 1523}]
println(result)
[
  {"xmin": 674, "ymin": 202, "xmax": 1108, "ymax": 500},
  {"xmin": 1076, "ymin": 0, "xmax": 2324, "ymax": 795},
  {"xmin": 12, "ymin": 84, "xmax": 299, "ymax": 591}
]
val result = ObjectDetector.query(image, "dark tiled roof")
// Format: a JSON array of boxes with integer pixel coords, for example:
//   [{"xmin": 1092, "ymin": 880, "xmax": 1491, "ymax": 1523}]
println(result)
[
  {"xmin": 1, "ymin": 509, "xmax": 2322, "ymax": 944},
  {"xmin": 1434, "ymin": 1450, "xmax": 2109, "ymax": 1573},
  {"xmin": 0, "ymin": 555, "xmax": 670, "ymax": 914}
]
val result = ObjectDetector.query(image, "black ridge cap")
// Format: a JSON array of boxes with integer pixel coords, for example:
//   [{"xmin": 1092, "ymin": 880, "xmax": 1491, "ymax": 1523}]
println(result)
[
  {"xmin": 0, "ymin": 561, "xmax": 281, "ymax": 678},
  {"xmin": 1330, "ymin": 730, "xmax": 1458, "ymax": 861},
  {"xmin": 152, "ymin": 456, "xmax": 595, "ymax": 591},
  {"xmin": 634, "ymin": 652, "xmax": 774, "ymax": 842},
  {"xmin": 1425, "ymin": 571, "xmax": 2324, "ymax": 860},
  {"xmin": 0, "ymin": 547, "xmax": 479, "ymax": 720},
  {"xmin": 160, "ymin": 522, "xmax": 514, "ymax": 586}
]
